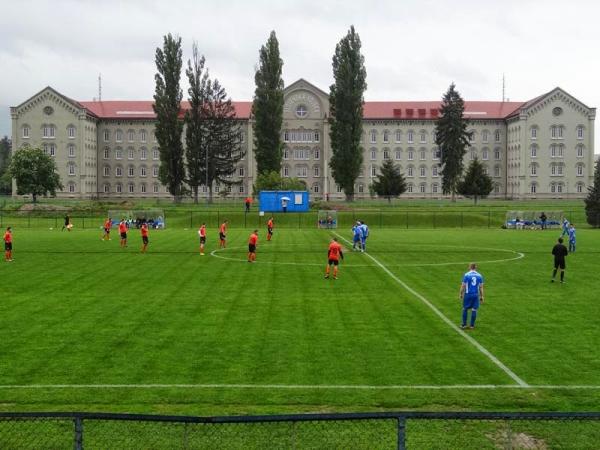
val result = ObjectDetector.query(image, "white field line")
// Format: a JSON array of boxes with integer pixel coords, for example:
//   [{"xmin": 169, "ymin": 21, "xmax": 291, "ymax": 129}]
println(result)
[
  {"xmin": 333, "ymin": 232, "xmax": 529, "ymax": 388},
  {"xmin": 0, "ymin": 384, "xmax": 600, "ymax": 390}
]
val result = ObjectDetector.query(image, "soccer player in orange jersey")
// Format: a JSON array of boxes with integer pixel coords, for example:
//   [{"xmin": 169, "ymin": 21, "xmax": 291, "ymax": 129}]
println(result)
[
  {"xmin": 4, "ymin": 226, "xmax": 13, "ymax": 262},
  {"xmin": 118, "ymin": 219, "xmax": 128, "ymax": 248},
  {"xmin": 248, "ymin": 229, "xmax": 258, "ymax": 262},
  {"xmin": 102, "ymin": 217, "xmax": 112, "ymax": 241},
  {"xmin": 266, "ymin": 216, "xmax": 274, "ymax": 241},
  {"xmin": 219, "ymin": 220, "xmax": 228, "ymax": 248},
  {"xmin": 198, "ymin": 223, "xmax": 207, "ymax": 255},
  {"xmin": 325, "ymin": 237, "xmax": 344, "ymax": 279},
  {"xmin": 140, "ymin": 222, "xmax": 149, "ymax": 253}
]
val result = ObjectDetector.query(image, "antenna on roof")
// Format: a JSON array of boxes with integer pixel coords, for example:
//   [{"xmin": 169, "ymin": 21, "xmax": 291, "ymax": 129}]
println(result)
[
  {"xmin": 502, "ymin": 73, "xmax": 506, "ymax": 103},
  {"xmin": 98, "ymin": 73, "xmax": 102, "ymax": 102}
]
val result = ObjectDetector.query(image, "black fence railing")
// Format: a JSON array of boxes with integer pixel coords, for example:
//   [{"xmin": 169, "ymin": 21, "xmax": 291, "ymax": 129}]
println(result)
[
  {"xmin": 1, "ymin": 411, "xmax": 599, "ymax": 449},
  {"xmin": 0, "ymin": 209, "xmax": 596, "ymax": 230}
]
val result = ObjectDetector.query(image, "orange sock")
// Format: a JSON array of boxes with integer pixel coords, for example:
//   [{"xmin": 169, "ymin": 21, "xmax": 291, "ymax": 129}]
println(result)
[{"xmin": 333, "ymin": 267, "xmax": 338, "ymax": 277}]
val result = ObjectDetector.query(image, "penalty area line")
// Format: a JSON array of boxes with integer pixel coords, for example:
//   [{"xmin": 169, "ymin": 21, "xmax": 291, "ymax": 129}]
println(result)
[{"xmin": 333, "ymin": 232, "xmax": 529, "ymax": 388}]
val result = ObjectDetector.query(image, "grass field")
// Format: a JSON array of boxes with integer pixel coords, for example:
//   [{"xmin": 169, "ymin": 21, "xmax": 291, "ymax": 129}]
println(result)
[{"xmin": 1, "ymin": 223, "xmax": 599, "ymax": 420}]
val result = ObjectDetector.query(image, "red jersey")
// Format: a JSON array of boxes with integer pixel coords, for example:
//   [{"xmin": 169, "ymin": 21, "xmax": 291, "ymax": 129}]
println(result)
[
  {"xmin": 3, "ymin": 231, "xmax": 12, "ymax": 244},
  {"xmin": 248, "ymin": 233, "xmax": 258, "ymax": 246},
  {"xmin": 328, "ymin": 241, "xmax": 343, "ymax": 261},
  {"xmin": 141, "ymin": 224, "xmax": 149, "ymax": 237},
  {"xmin": 118, "ymin": 222, "xmax": 127, "ymax": 233},
  {"xmin": 199, "ymin": 225, "xmax": 206, "ymax": 237},
  {"xmin": 267, "ymin": 219, "xmax": 274, "ymax": 228},
  {"xmin": 104, "ymin": 219, "xmax": 111, "ymax": 229},
  {"xmin": 219, "ymin": 223, "xmax": 227, "ymax": 234}
]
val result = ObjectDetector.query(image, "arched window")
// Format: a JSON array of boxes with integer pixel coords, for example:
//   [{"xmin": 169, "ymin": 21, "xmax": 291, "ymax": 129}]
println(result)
[
  {"xmin": 22, "ymin": 125, "xmax": 30, "ymax": 138},
  {"xmin": 67, "ymin": 162, "xmax": 75, "ymax": 176},
  {"xmin": 370, "ymin": 129, "xmax": 377, "ymax": 143},
  {"xmin": 115, "ymin": 166, "xmax": 123, "ymax": 177},
  {"xmin": 68, "ymin": 144, "xmax": 75, "ymax": 158},
  {"xmin": 407, "ymin": 165, "xmax": 414, "ymax": 177},
  {"xmin": 140, "ymin": 166, "xmax": 147, "ymax": 177},
  {"xmin": 395, "ymin": 130, "xmax": 402, "ymax": 143},
  {"xmin": 140, "ymin": 148, "xmax": 147, "ymax": 160},
  {"xmin": 530, "ymin": 144, "xmax": 537, "ymax": 158},
  {"xmin": 576, "ymin": 144, "xmax": 584, "ymax": 158},
  {"xmin": 127, "ymin": 130, "xmax": 135, "ymax": 142},
  {"xmin": 382, "ymin": 130, "xmax": 390, "ymax": 143},
  {"xmin": 68, "ymin": 182, "xmax": 76, "ymax": 193},
  {"xmin": 153, "ymin": 166, "xmax": 159, "ymax": 177},
  {"xmin": 530, "ymin": 126, "xmax": 538, "ymax": 140},
  {"xmin": 576, "ymin": 163, "xmax": 584, "ymax": 176},
  {"xmin": 128, "ymin": 182, "xmax": 135, "ymax": 193},
  {"xmin": 103, "ymin": 183, "xmax": 110, "ymax": 193},
  {"xmin": 530, "ymin": 183, "xmax": 537, "ymax": 194},
  {"xmin": 115, "ymin": 183, "xmax": 123, "ymax": 193},
  {"xmin": 115, "ymin": 129, "xmax": 123, "ymax": 142},
  {"xmin": 576, "ymin": 126, "xmax": 584, "ymax": 140},
  {"xmin": 140, "ymin": 129, "xmax": 147, "ymax": 143},
  {"xmin": 67, "ymin": 125, "xmax": 76, "ymax": 139},
  {"xmin": 103, "ymin": 165, "xmax": 110, "ymax": 177},
  {"xmin": 140, "ymin": 183, "xmax": 147, "ymax": 193},
  {"xmin": 419, "ymin": 166, "xmax": 426, "ymax": 177},
  {"xmin": 395, "ymin": 148, "xmax": 402, "ymax": 160},
  {"xmin": 128, "ymin": 165, "xmax": 135, "ymax": 177}
]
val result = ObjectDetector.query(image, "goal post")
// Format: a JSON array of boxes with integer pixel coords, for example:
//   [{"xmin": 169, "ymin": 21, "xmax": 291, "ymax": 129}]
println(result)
[
  {"xmin": 317, "ymin": 210, "xmax": 338, "ymax": 229},
  {"xmin": 107, "ymin": 209, "xmax": 166, "ymax": 229},
  {"xmin": 505, "ymin": 211, "xmax": 562, "ymax": 229}
]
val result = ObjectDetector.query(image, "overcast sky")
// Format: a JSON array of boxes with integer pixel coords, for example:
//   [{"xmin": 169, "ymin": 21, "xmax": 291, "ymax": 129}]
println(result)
[{"xmin": 1, "ymin": 0, "xmax": 598, "ymax": 150}]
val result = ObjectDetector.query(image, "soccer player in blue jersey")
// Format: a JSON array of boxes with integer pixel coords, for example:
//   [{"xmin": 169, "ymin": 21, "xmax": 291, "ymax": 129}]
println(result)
[
  {"xmin": 560, "ymin": 217, "xmax": 570, "ymax": 237},
  {"xmin": 567, "ymin": 224, "xmax": 576, "ymax": 253},
  {"xmin": 351, "ymin": 222, "xmax": 363, "ymax": 251},
  {"xmin": 459, "ymin": 263, "xmax": 485, "ymax": 330},
  {"xmin": 359, "ymin": 221, "xmax": 369, "ymax": 252}
]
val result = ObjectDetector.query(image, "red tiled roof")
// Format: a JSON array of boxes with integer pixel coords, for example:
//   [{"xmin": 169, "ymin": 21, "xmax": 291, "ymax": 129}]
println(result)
[
  {"xmin": 79, "ymin": 100, "xmax": 253, "ymax": 119},
  {"xmin": 362, "ymin": 101, "xmax": 525, "ymax": 120},
  {"xmin": 78, "ymin": 99, "xmax": 524, "ymax": 120}
]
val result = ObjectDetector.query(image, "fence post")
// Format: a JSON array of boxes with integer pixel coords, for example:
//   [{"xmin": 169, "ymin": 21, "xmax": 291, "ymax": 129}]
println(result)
[
  {"xmin": 73, "ymin": 417, "xmax": 83, "ymax": 450},
  {"xmin": 397, "ymin": 416, "xmax": 406, "ymax": 450},
  {"xmin": 379, "ymin": 210, "xmax": 382, "ymax": 228},
  {"xmin": 406, "ymin": 211, "xmax": 409, "ymax": 229},
  {"xmin": 433, "ymin": 211, "xmax": 436, "ymax": 229},
  {"xmin": 488, "ymin": 210, "xmax": 491, "ymax": 228},
  {"xmin": 461, "ymin": 212, "xmax": 464, "ymax": 228}
]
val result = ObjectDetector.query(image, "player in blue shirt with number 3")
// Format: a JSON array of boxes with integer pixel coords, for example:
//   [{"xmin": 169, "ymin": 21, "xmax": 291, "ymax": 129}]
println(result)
[{"xmin": 459, "ymin": 263, "xmax": 485, "ymax": 330}]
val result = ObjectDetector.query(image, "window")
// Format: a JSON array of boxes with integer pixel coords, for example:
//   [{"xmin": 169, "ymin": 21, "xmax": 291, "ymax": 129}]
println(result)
[
  {"xmin": 407, "ymin": 149, "xmax": 414, "ymax": 160},
  {"xmin": 383, "ymin": 130, "xmax": 389, "ymax": 143},
  {"xmin": 293, "ymin": 148, "xmax": 309, "ymax": 160},
  {"xmin": 433, "ymin": 148, "xmax": 441, "ymax": 160},
  {"xmin": 468, "ymin": 131, "xmax": 475, "ymax": 143},
  {"xmin": 128, "ymin": 148, "xmax": 134, "ymax": 159},
  {"xmin": 432, "ymin": 166, "xmax": 439, "ymax": 177},
  {"xmin": 530, "ymin": 164, "xmax": 537, "ymax": 176},
  {"xmin": 370, "ymin": 149, "xmax": 376, "ymax": 160},
  {"xmin": 530, "ymin": 183, "xmax": 537, "ymax": 194},
  {"xmin": 420, "ymin": 149, "xmax": 426, "ymax": 160},
  {"xmin": 494, "ymin": 166, "xmax": 500, "ymax": 177},
  {"xmin": 407, "ymin": 130, "xmax": 414, "ymax": 144},
  {"xmin": 557, "ymin": 184, "xmax": 563, "ymax": 193},
  {"xmin": 314, "ymin": 148, "xmax": 320, "ymax": 159},
  {"xmin": 358, "ymin": 184, "xmax": 364, "ymax": 194},
  {"xmin": 296, "ymin": 166, "xmax": 308, "ymax": 178},
  {"xmin": 494, "ymin": 130, "xmax": 500, "ymax": 142},
  {"xmin": 140, "ymin": 148, "xmax": 147, "ymax": 160},
  {"xmin": 68, "ymin": 183, "xmax": 75, "ymax": 193},
  {"xmin": 103, "ymin": 130, "xmax": 110, "ymax": 142},
  {"xmin": 128, "ymin": 130, "xmax": 135, "ymax": 142},
  {"xmin": 370, "ymin": 165, "xmax": 377, "ymax": 177},
  {"xmin": 283, "ymin": 148, "xmax": 289, "ymax": 160},
  {"xmin": 103, "ymin": 183, "xmax": 110, "ymax": 193},
  {"xmin": 551, "ymin": 125, "xmax": 564, "ymax": 139},
  {"xmin": 312, "ymin": 183, "xmax": 320, "ymax": 194},
  {"xmin": 284, "ymin": 130, "xmax": 289, "ymax": 142},
  {"xmin": 115, "ymin": 130, "xmax": 123, "ymax": 142},
  {"xmin": 577, "ymin": 183, "xmax": 584, "ymax": 193},
  {"xmin": 43, "ymin": 125, "xmax": 56, "ymax": 138},
  {"xmin": 239, "ymin": 167, "xmax": 245, "ymax": 177},
  {"xmin": 370, "ymin": 130, "xmax": 377, "ymax": 144},
  {"xmin": 420, "ymin": 183, "xmax": 426, "ymax": 194},
  {"xmin": 103, "ymin": 166, "xmax": 110, "ymax": 177},
  {"xmin": 419, "ymin": 166, "xmax": 426, "ymax": 177},
  {"xmin": 153, "ymin": 166, "xmax": 159, "ymax": 177},
  {"xmin": 153, "ymin": 184, "xmax": 159, "ymax": 193},
  {"xmin": 395, "ymin": 149, "xmax": 401, "ymax": 160},
  {"xmin": 551, "ymin": 164, "xmax": 557, "ymax": 176},
  {"xmin": 576, "ymin": 164, "xmax": 584, "ymax": 176},
  {"xmin": 314, "ymin": 131, "xmax": 320, "ymax": 142},
  {"xmin": 336, "ymin": 185, "xmax": 343, "ymax": 193},
  {"xmin": 395, "ymin": 130, "xmax": 401, "ymax": 143},
  {"xmin": 49, "ymin": 144, "xmax": 56, "ymax": 157},
  {"xmin": 128, "ymin": 166, "xmax": 135, "ymax": 177},
  {"xmin": 530, "ymin": 145, "xmax": 537, "ymax": 158},
  {"xmin": 313, "ymin": 166, "xmax": 320, "ymax": 177},
  {"xmin": 141, "ymin": 183, "xmax": 147, "ymax": 193},
  {"xmin": 482, "ymin": 166, "xmax": 489, "ymax": 175},
  {"xmin": 239, "ymin": 184, "xmax": 245, "ymax": 194},
  {"xmin": 295, "ymin": 105, "xmax": 307, "ymax": 118},
  {"xmin": 470, "ymin": 150, "xmax": 476, "ymax": 160},
  {"xmin": 494, "ymin": 148, "xmax": 501, "ymax": 160},
  {"xmin": 68, "ymin": 163, "xmax": 75, "ymax": 176},
  {"xmin": 494, "ymin": 184, "xmax": 500, "ymax": 194},
  {"xmin": 359, "ymin": 167, "xmax": 365, "ymax": 178},
  {"xmin": 407, "ymin": 166, "xmax": 414, "ymax": 177},
  {"xmin": 530, "ymin": 127, "xmax": 537, "ymax": 140},
  {"xmin": 68, "ymin": 145, "xmax": 75, "ymax": 158},
  {"xmin": 128, "ymin": 183, "xmax": 135, "ymax": 194},
  {"xmin": 140, "ymin": 166, "xmax": 147, "ymax": 177},
  {"xmin": 140, "ymin": 130, "xmax": 147, "ymax": 143},
  {"xmin": 67, "ymin": 126, "xmax": 76, "ymax": 139},
  {"xmin": 420, "ymin": 131, "xmax": 426, "ymax": 144},
  {"xmin": 551, "ymin": 183, "xmax": 556, "ymax": 194},
  {"xmin": 116, "ymin": 183, "xmax": 122, "ymax": 193},
  {"xmin": 577, "ymin": 126, "xmax": 584, "ymax": 140},
  {"xmin": 115, "ymin": 166, "xmax": 123, "ymax": 177},
  {"xmin": 115, "ymin": 148, "xmax": 123, "ymax": 159},
  {"xmin": 432, "ymin": 183, "xmax": 439, "ymax": 194},
  {"xmin": 482, "ymin": 130, "xmax": 489, "ymax": 143},
  {"xmin": 103, "ymin": 147, "xmax": 110, "ymax": 159},
  {"xmin": 383, "ymin": 149, "xmax": 390, "ymax": 160},
  {"xmin": 407, "ymin": 184, "xmax": 413, "ymax": 193},
  {"xmin": 22, "ymin": 126, "xmax": 30, "ymax": 138},
  {"xmin": 577, "ymin": 145, "xmax": 584, "ymax": 158},
  {"xmin": 283, "ymin": 166, "xmax": 289, "ymax": 177},
  {"xmin": 153, "ymin": 148, "xmax": 159, "ymax": 160},
  {"xmin": 482, "ymin": 148, "xmax": 489, "ymax": 160}
]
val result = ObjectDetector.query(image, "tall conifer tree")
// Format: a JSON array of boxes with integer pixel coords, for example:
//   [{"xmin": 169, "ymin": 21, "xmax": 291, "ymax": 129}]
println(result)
[
  {"xmin": 329, "ymin": 26, "xmax": 367, "ymax": 202},
  {"xmin": 435, "ymin": 83, "xmax": 471, "ymax": 201},
  {"xmin": 584, "ymin": 158, "xmax": 600, "ymax": 227},
  {"xmin": 154, "ymin": 33, "xmax": 186, "ymax": 202},
  {"xmin": 252, "ymin": 31, "xmax": 284, "ymax": 175}
]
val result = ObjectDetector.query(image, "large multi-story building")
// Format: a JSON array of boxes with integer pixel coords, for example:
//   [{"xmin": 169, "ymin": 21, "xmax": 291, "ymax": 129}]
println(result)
[{"xmin": 10, "ymin": 79, "xmax": 595, "ymax": 200}]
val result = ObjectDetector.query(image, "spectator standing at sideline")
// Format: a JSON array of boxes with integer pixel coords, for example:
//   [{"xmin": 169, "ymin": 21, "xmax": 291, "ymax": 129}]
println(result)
[
  {"xmin": 4, "ymin": 227, "xmax": 13, "ymax": 262},
  {"xmin": 539, "ymin": 212, "xmax": 547, "ymax": 230}
]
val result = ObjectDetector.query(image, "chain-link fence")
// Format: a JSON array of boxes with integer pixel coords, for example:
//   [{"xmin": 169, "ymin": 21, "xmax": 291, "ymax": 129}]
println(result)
[
  {"xmin": 0, "ymin": 411, "xmax": 599, "ymax": 449},
  {"xmin": 0, "ymin": 209, "xmax": 596, "ymax": 230}
]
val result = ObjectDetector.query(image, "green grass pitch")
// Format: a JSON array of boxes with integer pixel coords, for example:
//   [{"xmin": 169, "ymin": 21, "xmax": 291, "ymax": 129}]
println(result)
[{"xmin": 0, "ymin": 224, "xmax": 599, "ymax": 417}]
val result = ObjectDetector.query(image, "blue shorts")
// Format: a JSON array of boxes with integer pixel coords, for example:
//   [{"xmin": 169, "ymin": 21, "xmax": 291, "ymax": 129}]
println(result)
[
  {"xmin": 353, "ymin": 237, "xmax": 360, "ymax": 243},
  {"xmin": 463, "ymin": 296, "xmax": 480, "ymax": 310}
]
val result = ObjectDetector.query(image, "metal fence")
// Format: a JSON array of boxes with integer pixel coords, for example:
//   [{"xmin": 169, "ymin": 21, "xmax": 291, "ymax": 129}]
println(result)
[
  {"xmin": 0, "ymin": 209, "xmax": 596, "ymax": 230},
  {"xmin": 0, "ymin": 411, "xmax": 599, "ymax": 449}
]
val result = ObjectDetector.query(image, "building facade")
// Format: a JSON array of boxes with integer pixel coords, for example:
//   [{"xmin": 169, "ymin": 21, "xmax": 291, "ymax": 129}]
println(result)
[{"xmin": 10, "ymin": 79, "xmax": 596, "ymax": 200}]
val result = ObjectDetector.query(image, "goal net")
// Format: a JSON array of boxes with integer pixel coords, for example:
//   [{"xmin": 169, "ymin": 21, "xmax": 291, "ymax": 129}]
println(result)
[
  {"xmin": 318, "ymin": 210, "xmax": 338, "ymax": 229},
  {"xmin": 107, "ymin": 209, "xmax": 166, "ymax": 229},
  {"xmin": 505, "ymin": 211, "xmax": 562, "ymax": 229}
]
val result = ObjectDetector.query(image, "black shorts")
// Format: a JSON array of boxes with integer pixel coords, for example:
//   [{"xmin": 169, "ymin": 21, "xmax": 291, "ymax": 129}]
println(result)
[
  {"xmin": 248, "ymin": 244, "xmax": 256, "ymax": 253},
  {"xmin": 199, "ymin": 236, "xmax": 206, "ymax": 244},
  {"xmin": 104, "ymin": 228, "xmax": 110, "ymax": 234},
  {"xmin": 328, "ymin": 259, "xmax": 339, "ymax": 266},
  {"xmin": 267, "ymin": 227, "xmax": 273, "ymax": 234},
  {"xmin": 220, "ymin": 233, "xmax": 226, "ymax": 241},
  {"xmin": 554, "ymin": 258, "xmax": 566, "ymax": 269},
  {"xmin": 142, "ymin": 236, "xmax": 149, "ymax": 245},
  {"xmin": 5, "ymin": 242, "xmax": 12, "ymax": 251},
  {"xmin": 120, "ymin": 232, "xmax": 127, "ymax": 239}
]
